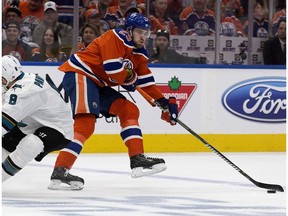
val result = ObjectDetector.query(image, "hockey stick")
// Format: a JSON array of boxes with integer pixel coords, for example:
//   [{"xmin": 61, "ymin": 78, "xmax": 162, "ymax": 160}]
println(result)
[{"xmin": 136, "ymin": 86, "xmax": 284, "ymax": 192}]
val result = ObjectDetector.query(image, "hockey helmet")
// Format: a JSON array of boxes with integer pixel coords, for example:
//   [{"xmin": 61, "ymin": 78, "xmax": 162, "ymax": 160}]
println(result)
[
  {"xmin": 124, "ymin": 13, "xmax": 150, "ymax": 31},
  {"xmin": 2, "ymin": 55, "xmax": 22, "ymax": 87}
]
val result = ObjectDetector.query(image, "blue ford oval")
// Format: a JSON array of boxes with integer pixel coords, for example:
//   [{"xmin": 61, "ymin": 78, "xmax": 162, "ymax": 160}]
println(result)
[{"xmin": 222, "ymin": 77, "xmax": 286, "ymax": 123}]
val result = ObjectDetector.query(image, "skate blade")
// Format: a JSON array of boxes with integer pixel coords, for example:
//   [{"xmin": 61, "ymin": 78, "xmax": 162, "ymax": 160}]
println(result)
[
  {"xmin": 48, "ymin": 180, "xmax": 84, "ymax": 191},
  {"xmin": 131, "ymin": 163, "xmax": 167, "ymax": 178}
]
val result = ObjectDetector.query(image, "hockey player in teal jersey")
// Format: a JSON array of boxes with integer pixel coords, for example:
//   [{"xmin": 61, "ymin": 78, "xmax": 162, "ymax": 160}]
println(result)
[{"xmin": 2, "ymin": 55, "xmax": 82, "ymax": 187}]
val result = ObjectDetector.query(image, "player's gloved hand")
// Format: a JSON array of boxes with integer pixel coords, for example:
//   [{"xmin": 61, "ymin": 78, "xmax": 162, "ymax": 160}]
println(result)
[
  {"xmin": 156, "ymin": 97, "xmax": 178, "ymax": 125},
  {"xmin": 121, "ymin": 68, "xmax": 138, "ymax": 92}
]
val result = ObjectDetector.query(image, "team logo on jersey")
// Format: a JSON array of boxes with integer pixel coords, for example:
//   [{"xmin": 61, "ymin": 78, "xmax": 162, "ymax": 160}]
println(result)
[
  {"xmin": 122, "ymin": 59, "xmax": 133, "ymax": 70},
  {"xmin": 257, "ymin": 27, "xmax": 268, "ymax": 38},
  {"xmin": 92, "ymin": 102, "xmax": 98, "ymax": 108},
  {"xmin": 22, "ymin": 16, "xmax": 40, "ymax": 32},
  {"xmin": 222, "ymin": 77, "xmax": 286, "ymax": 122},
  {"xmin": 194, "ymin": 21, "xmax": 209, "ymax": 36},
  {"xmin": 220, "ymin": 22, "xmax": 237, "ymax": 37},
  {"xmin": 157, "ymin": 77, "xmax": 197, "ymax": 116}
]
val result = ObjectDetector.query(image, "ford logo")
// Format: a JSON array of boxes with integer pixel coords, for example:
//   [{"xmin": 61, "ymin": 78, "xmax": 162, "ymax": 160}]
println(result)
[{"xmin": 222, "ymin": 77, "xmax": 286, "ymax": 123}]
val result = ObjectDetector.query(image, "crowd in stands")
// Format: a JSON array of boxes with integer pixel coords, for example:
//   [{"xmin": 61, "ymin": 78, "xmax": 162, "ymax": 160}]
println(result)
[{"xmin": 2, "ymin": 0, "xmax": 286, "ymax": 65}]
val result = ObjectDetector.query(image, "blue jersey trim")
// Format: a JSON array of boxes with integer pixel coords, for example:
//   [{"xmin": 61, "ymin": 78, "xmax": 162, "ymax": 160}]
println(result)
[{"xmin": 113, "ymin": 28, "xmax": 134, "ymax": 48}]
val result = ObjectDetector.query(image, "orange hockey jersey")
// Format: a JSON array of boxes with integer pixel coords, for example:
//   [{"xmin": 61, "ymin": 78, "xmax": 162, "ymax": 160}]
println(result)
[
  {"xmin": 19, "ymin": 1, "xmax": 44, "ymax": 32},
  {"xmin": 4, "ymin": 1, "xmax": 44, "ymax": 32},
  {"xmin": 58, "ymin": 28, "xmax": 164, "ymax": 100}
]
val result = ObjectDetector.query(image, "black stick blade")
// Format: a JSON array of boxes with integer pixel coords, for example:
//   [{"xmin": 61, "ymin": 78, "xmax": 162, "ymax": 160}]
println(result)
[
  {"xmin": 255, "ymin": 181, "xmax": 284, "ymax": 192},
  {"xmin": 241, "ymin": 171, "xmax": 284, "ymax": 192}
]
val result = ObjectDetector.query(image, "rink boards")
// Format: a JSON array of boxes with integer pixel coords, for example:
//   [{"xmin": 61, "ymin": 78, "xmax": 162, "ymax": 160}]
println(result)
[
  {"xmin": 84, "ymin": 134, "xmax": 285, "ymax": 152},
  {"xmin": 23, "ymin": 63, "xmax": 286, "ymax": 152}
]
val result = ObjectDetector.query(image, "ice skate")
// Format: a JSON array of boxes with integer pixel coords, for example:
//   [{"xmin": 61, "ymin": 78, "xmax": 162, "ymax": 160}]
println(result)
[
  {"xmin": 130, "ymin": 154, "xmax": 167, "ymax": 178},
  {"xmin": 48, "ymin": 167, "xmax": 84, "ymax": 190}
]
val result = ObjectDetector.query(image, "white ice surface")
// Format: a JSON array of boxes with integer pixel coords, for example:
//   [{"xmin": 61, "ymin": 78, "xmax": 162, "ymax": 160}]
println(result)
[{"xmin": 2, "ymin": 152, "xmax": 286, "ymax": 216}]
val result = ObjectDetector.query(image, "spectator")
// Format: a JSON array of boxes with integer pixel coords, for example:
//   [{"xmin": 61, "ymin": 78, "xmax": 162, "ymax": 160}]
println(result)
[
  {"xmin": 3, "ymin": 0, "xmax": 11, "ymax": 6},
  {"xmin": 2, "ymin": 20, "xmax": 32, "ymax": 61},
  {"xmin": 88, "ymin": 0, "xmax": 113, "ymax": 19},
  {"xmin": 31, "ymin": 27, "xmax": 68, "ymax": 62},
  {"xmin": 3, "ymin": 3, "xmax": 23, "ymax": 24},
  {"xmin": 179, "ymin": 0, "xmax": 215, "ymax": 35},
  {"xmin": 124, "ymin": 6, "xmax": 165, "ymax": 34},
  {"xmin": 102, "ymin": 14, "xmax": 120, "ymax": 31},
  {"xmin": 84, "ymin": 8, "xmax": 105, "ymax": 34},
  {"xmin": 275, "ymin": 0, "xmax": 286, "ymax": 11},
  {"xmin": 149, "ymin": 29, "xmax": 205, "ymax": 64},
  {"xmin": 165, "ymin": 0, "xmax": 183, "ymax": 27},
  {"xmin": 239, "ymin": 0, "xmax": 248, "ymax": 22},
  {"xmin": 5, "ymin": 0, "xmax": 45, "ymax": 34},
  {"xmin": 3, "ymin": 2, "xmax": 39, "ymax": 47},
  {"xmin": 106, "ymin": 0, "xmax": 139, "ymax": 27},
  {"xmin": 222, "ymin": 0, "xmax": 244, "ymax": 19},
  {"xmin": 3, "ymin": 3, "xmax": 22, "ymax": 41},
  {"xmin": 151, "ymin": 0, "xmax": 179, "ymax": 35},
  {"xmin": 263, "ymin": 19, "xmax": 286, "ymax": 65},
  {"xmin": 242, "ymin": 2, "xmax": 269, "ymax": 38},
  {"xmin": 76, "ymin": 23, "xmax": 100, "ymax": 52},
  {"xmin": 109, "ymin": 0, "xmax": 145, "ymax": 13},
  {"xmin": 124, "ymin": 5, "xmax": 140, "ymax": 17},
  {"xmin": 206, "ymin": 0, "xmax": 215, "ymax": 11},
  {"xmin": 220, "ymin": 2, "xmax": 244, "ymax": 37},
  {"xmin": 87, "ymin": 0, "xmax": 119, "ymax": 31},
  {"xmin": 272, "ymin": 4, "xmax": 286, "ymax": 36},
  {"xmin": 32, "ymin": 1, "xmax": 73, "ymax": 56},
  {"xmin": 49, "ymin": 0, "xmax": 87, "ymax": 26},
  {"xmin": 136, "ymin": 0, "xmax": 146, "ymax": 13}
]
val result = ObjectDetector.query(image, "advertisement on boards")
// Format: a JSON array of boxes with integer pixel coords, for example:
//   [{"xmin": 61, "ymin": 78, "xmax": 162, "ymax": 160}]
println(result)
[{"xmin": 23, "ymin": 65, "xmax": 285, "ymax": 152}]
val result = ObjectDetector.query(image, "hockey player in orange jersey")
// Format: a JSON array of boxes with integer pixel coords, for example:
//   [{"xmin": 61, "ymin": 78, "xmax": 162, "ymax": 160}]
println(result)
[{"xmin": 48, "ymin": 13, "xmax": 179, "ymax": 190}]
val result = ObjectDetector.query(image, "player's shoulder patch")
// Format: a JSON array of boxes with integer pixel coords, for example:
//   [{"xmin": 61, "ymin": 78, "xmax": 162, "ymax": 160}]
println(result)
[
  {"xmin": 133, "ymin": 47, "xmax": 149, "ymax": 59},
  {"xmin": 113, "ymin": 28, "xmax": 134, "ymax": 48}
]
